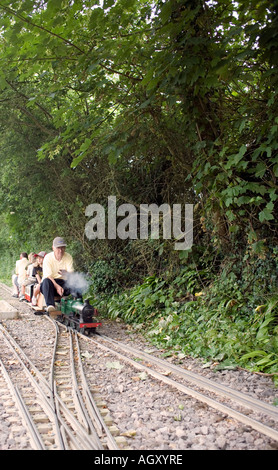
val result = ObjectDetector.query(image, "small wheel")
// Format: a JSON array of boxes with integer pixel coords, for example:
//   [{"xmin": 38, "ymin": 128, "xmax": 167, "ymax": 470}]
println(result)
[{"xmin": 85, "ymin": 328, "xmax": 96, "ymax": 336}]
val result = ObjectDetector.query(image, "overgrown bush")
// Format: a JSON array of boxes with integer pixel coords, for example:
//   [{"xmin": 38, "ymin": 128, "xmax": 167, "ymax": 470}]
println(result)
[
  {"xmin": 88, "ymin": 258, "xmax": 133, "ymax": 295},
  {"xmin": 91, "ymin": 247, "xmax": 278, "ymax": 383}
]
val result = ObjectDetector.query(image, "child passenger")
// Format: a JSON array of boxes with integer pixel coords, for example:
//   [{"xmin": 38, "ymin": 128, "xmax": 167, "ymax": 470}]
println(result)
[{"xmin": 31, "ymin": 251, "xmax": 46, "ymax": 306}]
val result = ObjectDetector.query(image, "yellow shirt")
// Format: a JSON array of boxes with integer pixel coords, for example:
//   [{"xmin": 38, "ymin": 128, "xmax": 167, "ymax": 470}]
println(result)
[{"xmin": 42, "ymin": 252, "xmax": 74, "ymax": 280}]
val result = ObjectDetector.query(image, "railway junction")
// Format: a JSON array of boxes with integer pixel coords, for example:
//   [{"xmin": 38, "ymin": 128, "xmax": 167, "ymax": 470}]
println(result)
[{"xmin": 0, "ymin": 282, "xmax": 278, "ymax": 451}]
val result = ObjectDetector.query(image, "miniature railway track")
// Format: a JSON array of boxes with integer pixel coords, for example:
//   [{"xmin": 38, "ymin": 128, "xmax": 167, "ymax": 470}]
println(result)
[
  {"xmin": 1, "ymin": 281, "xmax": 278, "ymax": 449},
  {"xmin": 0, "ymin": 324, "xmax": 60, "ymax": 449},
  {"xmin": 50, "ymin": 320, "xmax": 118, "ymax": 450},
  {"xmin": 0, "ymin": 302, "xmax": 119, "ymax": 450},
  {"xmin": 84, "ymin": 333, "xmax": 278, "ymax": 443}
]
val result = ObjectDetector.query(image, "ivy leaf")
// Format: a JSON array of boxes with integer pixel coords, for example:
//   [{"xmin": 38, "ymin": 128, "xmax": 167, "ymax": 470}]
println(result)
[
  {"xmin": 254, "ymin": 162, "xmax": 266, "ymax": 177},
  {"xmin": 225, "ymin": 145, "xmax": 247, "ymax": 169},
  {"xmin": 259, "ymin": 202, "xmax": 274, "ymax": 222}
]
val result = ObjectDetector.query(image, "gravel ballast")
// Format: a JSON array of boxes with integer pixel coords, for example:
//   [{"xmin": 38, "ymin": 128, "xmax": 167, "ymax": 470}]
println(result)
[{"xmin": 0, "ymin": 286, "xmax": 278, "ymax": 451}]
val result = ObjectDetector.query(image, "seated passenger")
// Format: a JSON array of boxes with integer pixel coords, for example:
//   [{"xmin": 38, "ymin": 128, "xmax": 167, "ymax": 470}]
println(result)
[
  {"xmin": 19, "ymin": 252, "xmax": 38, "ymax": 301},
  {"xmin": 12, "ymin": 252, "xmax": 29, "ymax": 298},
  {"xmin": 31, "ymin": 251, "xmax": 46, "ymax": 306},
  {"xmin": 40, "ymin": 237, "xmax": 74, "ymax": 313}
]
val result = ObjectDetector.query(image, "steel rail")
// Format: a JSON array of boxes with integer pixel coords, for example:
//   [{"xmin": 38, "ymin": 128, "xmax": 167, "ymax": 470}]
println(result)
[
  {"xmin": 47, "ymin": 317, "xmax": 119, "ymax": 450},
  {"xmin": 48, "ymin": 318, "xmax": 89, "ymax": 449},
  {"xmin": 47, "ymin": 319, "xmax": 66, "ymax": 449},
  {"xmin": 98, "ymin": 334, "xmax": 278, "ymax": 421},
  {"xmin": 46, "ymin": 317, "xmax": 119, "ymax": 449},
  {"xmin": 53, "ymin": 382, "xmax": 97, "ymax": 450},
  {"xmin": 84, "ymin": 334, "xmax": 278, "ymax": 443},
  {"xmin": 45, "ymin": 320, "xmax": 103, "ymax": 450},
  {"xmin": 69, "ymin": 330, "xmax": 104, "ymax": 449},
  {"xmin": 0, "ymin": 326, "xmax": 59, "ymax": 449},
  {"xmin": 69, "ymin": 329, "xmax": 93, "ymax": 433},
  {"xmin": 74, "ymin": 330, "xmax": 119, "ymax": 450},
  {"xmin": 52, "ymin": 380, "xmax": 83, "ymax": 451},
  {"xmin": 0, "ymin": 324, "xmax": 55, "ymax": 416},
  {"xmin": 0, "ymin": 358, "xmax": 46, "ymax": 450},
  {"xmin": 4, "ymin": 282, "xmax": 278, "ymax": 445},
  {"xmin": 0, "ymin": 285, "xmax": 118, "ymax": 449},
  {"xmin": 0, "ymin": 282, "xmax": 14, "ymax": 294},
  {"xmin": 0, "ymin": 322, "xmax": 104, "ymax": 450}
]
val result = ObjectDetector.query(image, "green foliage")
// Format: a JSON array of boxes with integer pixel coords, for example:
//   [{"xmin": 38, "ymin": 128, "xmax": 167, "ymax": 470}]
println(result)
[
  {"xmin": 0, "ymin": 0, "xmax": 278, "ymax": 381},
  {"xmin": 0, "ymin": 0, "xmax": 277, "ymax": 260},
  {"xmin": 88, "ymin": 258, "xmax": 132, "ymax": 295},
  {"xmin": 93, "ymin": 247, "xmax": 278, "ymax": 382}
]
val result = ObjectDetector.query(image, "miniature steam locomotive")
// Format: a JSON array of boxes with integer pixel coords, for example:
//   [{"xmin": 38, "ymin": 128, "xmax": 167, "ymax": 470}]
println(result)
[
  {"xmin": 59, "ymin": 296, "xmax": 102, "ymax": 335},
  {"xmin": 26, "ymin": 283, "xmax": 101, "ymax": 335}
]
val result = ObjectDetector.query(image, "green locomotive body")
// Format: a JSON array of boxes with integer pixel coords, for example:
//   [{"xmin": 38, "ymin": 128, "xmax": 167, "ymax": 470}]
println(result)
[{"xmin": 60, "ymin": 296, "xmax": 102, "ymax": 334}]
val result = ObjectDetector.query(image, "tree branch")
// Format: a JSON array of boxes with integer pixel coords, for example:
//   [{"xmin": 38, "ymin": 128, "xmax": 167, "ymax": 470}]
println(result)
[
  {"xmin": 6, "ymin": 79, "xmax": 53, "ymax": 120},
  {"xmin": 0, "ymin": 3, "xmax": 85, "ymax": 54}
]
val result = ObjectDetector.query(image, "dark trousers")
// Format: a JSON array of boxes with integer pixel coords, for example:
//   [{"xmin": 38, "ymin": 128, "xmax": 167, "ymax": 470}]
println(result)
[{"xmin": 40, "ymin": 278, "xmax": 70, "ymax": 307}]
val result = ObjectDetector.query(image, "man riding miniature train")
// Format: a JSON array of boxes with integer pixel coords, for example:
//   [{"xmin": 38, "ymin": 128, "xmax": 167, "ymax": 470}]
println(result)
[{"xmin": 40, "ymin": 237, "xmax": 74, "ymax": 313}]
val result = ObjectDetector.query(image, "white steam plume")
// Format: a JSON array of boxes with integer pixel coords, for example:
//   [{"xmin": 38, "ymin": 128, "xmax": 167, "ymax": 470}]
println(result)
[{"xmin": 65, "ymin": 272, "xmax": 90, "ymax": 296}]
